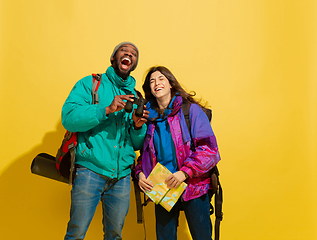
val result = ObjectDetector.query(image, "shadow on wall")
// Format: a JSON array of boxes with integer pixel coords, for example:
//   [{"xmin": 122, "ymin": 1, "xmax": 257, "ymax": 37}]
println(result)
[{"xmin": 0, "ymin": 121, "xmax": 190, "ymax": 240}]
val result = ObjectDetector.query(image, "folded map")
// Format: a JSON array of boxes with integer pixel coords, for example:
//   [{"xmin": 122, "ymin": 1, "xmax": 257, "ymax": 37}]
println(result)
[{"xmin": 145, "ymin": 162, "xmax": 187, "ymax": 211}]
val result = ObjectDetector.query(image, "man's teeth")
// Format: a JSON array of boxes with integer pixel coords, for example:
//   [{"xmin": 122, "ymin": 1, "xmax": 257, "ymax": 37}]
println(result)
[{"xmin": 122, "ymin": 58, "xmax": 131, "ymax": 64}]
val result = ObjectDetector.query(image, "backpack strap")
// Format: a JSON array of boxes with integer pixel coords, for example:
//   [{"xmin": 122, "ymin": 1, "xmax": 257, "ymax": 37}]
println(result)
[
  {"xmin": 182, "ymin": 101, "xmax": 195, "ymax": 151},
  {"xmin": 83, "ymin": 73, "xmax": 102, "ymax": 150},
  {"xmin": 182, "ymin": 102, "xmax": 213, "ymax": 151},
  {"xmin": 181, "ymin": 101, "xmax": 223, "ymax": 240},
  {"xmin": 92, "ymin": 73, "xmax": 102, "ymax": 104},
  {"xmin": 214, "ymin": 180, "xmax": 223, "ymax": 240}
]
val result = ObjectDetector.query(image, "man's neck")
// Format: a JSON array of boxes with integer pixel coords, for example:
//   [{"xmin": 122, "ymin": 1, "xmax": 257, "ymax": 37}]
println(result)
[{"xmin": 114, "ymin": 68, "xmax": 129, "ymax": 80}]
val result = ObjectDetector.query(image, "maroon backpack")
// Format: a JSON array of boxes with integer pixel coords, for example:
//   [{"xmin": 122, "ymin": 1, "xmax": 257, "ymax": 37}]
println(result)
[{"xmin": 55, "ymin": 73, "xmax": 102, "ymax": 184}]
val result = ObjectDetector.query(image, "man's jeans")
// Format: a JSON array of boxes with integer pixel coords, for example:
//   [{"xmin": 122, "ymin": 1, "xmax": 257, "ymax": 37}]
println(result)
[
  {"xmin": 64, "ymin": 166, "xmax": 131, "ymax": 240},
  {"xmin": 155, "ymin": 193, "xmax": 212, "ymax": 240}
]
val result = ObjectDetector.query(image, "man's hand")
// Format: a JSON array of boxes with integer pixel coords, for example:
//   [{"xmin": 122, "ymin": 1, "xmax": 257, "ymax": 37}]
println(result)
[
  {"xmin": 106, "ymin": 95, "xmax": 134, "ymax": 115},
  {"xmin": 165, "ymin": 171, "xmax": 187, "ymax": 189},
  {"xmin": 132, "ymin": 105, "xmax": 149, "ymax": 129},
  {"xmin": 138, "ymin": 172, "xmax": 153, "ymax": 192}
]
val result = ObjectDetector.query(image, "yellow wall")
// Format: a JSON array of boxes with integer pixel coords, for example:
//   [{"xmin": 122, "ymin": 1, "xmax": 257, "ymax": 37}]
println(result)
[{"xmin": 1, "ymin": 0, "xmax": 316, "ymax": 239}]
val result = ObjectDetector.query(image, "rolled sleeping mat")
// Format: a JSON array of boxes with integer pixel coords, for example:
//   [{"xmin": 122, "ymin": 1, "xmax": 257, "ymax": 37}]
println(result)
[{"xmin": 31, "ymin": 153, "xmax": 68, "ymax": 184}]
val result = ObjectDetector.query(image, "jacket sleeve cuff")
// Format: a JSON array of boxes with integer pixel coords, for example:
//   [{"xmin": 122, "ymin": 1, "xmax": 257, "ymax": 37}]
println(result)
[
  {"xmin": 130, "ymin": 124, "xmax": 147, "ymax": 150},
  {"xmin": 96, "ymin": 106, "xmax": 108, "ymax": 121},
  {"xmin": 180, "ymin": 166, "xmax": 193, "ymax": 178}
]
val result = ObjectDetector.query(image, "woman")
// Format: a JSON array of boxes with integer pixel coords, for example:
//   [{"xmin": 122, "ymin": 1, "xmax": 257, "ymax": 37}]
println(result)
[{"xmin": 135, "ymin": 66, "xmax": 221, "ymax": 240}]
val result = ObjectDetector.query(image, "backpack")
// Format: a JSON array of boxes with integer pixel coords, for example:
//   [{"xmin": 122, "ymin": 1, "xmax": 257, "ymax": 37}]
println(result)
[
  {"xmin": 182, "ymin": 101, "xmax": 223, "ymax": 240},
  {"xmin": 55, "ymin": 73, "xmax": 102, "ymax": 184}
]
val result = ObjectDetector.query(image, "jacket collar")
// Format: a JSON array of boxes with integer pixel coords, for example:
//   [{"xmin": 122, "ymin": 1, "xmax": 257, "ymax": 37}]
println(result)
[
  {"xmin": 147, "ymin": 95, "xmax": 183, "ymax": 122},
  {"xmin": 105, "ymin": 66, "xmax": 136, "ymax": 93},
  {"xmin": 170, "ymin": 95, "xmax": 182, "ymax": 116}
]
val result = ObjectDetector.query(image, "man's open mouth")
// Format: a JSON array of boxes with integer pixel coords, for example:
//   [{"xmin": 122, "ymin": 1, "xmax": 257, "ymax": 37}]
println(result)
[{"xmin": 121, "ymin": 57, "xmax": 131, "ymax": 70}]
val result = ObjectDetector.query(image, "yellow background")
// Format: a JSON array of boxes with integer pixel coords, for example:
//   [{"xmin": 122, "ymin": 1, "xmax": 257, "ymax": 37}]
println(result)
[{"xmin": 1, "ymin": 1, "xmax": 316, "ymax": 239}]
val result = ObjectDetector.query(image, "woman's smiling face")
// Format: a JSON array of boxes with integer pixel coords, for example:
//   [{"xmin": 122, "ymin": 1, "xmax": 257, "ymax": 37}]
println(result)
[{"xmin": 149, "ymin": 71, "xmax": 172, "ymax": 102}]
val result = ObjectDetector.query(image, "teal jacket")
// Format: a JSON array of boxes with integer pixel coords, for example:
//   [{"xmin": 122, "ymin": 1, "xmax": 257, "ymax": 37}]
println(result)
[{"xmin": 62, "ymin": 66, "xmax": 147, "ymax": 179}]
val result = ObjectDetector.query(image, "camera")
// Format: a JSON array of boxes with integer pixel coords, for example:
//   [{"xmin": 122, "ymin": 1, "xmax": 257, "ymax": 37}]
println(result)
[{"xmin": 124, "ymin": 96, "xmax": 145, "ymax": 118}]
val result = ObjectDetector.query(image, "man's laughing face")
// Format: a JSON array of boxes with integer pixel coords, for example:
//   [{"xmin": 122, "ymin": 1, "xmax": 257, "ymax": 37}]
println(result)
[{"xmin": 111, "ymin": 44, "xmax": 138, "ymax": 79}]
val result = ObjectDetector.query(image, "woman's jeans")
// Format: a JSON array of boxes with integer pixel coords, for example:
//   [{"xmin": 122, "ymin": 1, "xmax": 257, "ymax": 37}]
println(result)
[
  {"xmin": 64, "ymin": 166, "xmax": 131, "ymax": 240},
  {"xmin": 155, "ymin": 193, "xmax": 212, "ymax": 240}
]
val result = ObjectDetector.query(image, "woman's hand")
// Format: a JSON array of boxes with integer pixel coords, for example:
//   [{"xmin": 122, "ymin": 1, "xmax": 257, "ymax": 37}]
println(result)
[
  {"xmin": 138, "ymin": 172, "xmax": 153, "ymax": 192},
  {"xmin": 165, "ymin": 171, "xmax": 187, "ymax": 189}
]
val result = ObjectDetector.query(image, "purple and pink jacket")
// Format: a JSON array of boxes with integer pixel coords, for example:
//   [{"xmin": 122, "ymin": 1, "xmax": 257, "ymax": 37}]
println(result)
[{"xmin": 135, "ymin": 96, "xmax": 221, "ymax": 201}]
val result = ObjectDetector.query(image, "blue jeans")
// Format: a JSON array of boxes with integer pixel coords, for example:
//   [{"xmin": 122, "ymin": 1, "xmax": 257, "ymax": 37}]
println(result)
[
  {"xmin": 64, "ymin": 166, "xmax": 131, "ymax": 240},
  {"xmin": 155, "ymin": 194, "xmax": 212, "ymax": 240}
]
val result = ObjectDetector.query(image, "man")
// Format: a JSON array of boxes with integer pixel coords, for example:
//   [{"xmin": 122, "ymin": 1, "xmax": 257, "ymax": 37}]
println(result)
[{"xmin": 62, "ymin": 42, "xmax": 148, "ymax": 240}]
